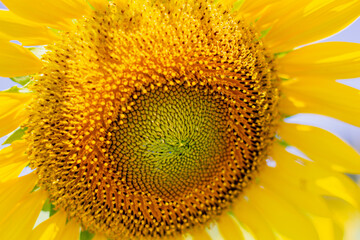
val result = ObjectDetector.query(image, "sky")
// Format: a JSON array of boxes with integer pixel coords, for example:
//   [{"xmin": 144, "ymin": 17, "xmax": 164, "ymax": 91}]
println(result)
[{"xmin": 0, "ymin": 1, "xmax": 360, "ymax": 151}]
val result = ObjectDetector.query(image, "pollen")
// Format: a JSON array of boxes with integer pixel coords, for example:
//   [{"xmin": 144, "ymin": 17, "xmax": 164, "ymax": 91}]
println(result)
[{"xmin": 26, "ymin": 0, "xmax": 279, "ymax": 239}]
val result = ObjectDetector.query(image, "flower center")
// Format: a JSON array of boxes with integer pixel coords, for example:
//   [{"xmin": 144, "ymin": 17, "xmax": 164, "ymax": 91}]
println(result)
[
  {"xmin": 27, "ymin": 0, "xmax": 279, "ymax": 239},
  {"xmin": 107, "ymin": 84, "xmax": 230, "ymax": 200}
]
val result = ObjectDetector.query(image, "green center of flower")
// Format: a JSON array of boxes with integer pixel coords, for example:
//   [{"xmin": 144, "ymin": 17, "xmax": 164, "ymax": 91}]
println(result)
[{"xmin": 107, "ymin": 85, "xmax": 230, "ymax": 199}]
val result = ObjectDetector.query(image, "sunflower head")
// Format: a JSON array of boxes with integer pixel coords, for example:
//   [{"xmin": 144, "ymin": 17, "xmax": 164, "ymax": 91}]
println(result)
[{"xmin": 25, "ymin": 0, "xmax": 279, "ymax": 238}]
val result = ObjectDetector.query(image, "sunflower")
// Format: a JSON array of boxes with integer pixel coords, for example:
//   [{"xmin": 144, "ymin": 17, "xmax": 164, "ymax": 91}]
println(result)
[{"xmin": 0, "ymin": 0, "xmax": 360, "ymax": 239}]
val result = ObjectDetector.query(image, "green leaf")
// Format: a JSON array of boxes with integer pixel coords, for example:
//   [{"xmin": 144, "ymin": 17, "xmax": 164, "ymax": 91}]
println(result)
[
  {"xmin": 3, "ymin": 127, "xmax": 27, "ymax": 145},
  {"xmin": 80, "ymin": 230, "xmax": 95, "ymax": 240},
  {"xmin": 28, "ymin": 46, "xmax": 47, "ymax": 58},
  {"xmin": 42, "ymin": 198, "xmax": 57, "ymax": 216},
  {"xmin": 3, "ymin": 85, "xmax": 32, "ymax": 93},
  {"xmin": 254, "ymin": 28, "xmax": 271, "ymax": 42},
  {"xmin": 85, "ymin": 0, "xmax": 96, "ymax": 10},
  {"xmin": 42, "ymin": 199, "xmax": 52, "ymax": 212},
  {"xmin": 10, "ymin": 75, "xmax": 31, "ymax": 86},
  {"xmin": 277, "ymin": 139, "xmax": 290, "ymax": 147},
  {"xmin": 274, "ymin": 50, "xmax": 293, "ymax": 59},
  {"xmin": 50, "ymin": 205, "xmax": 57, "ymax": 216},
  {"xmin": 233, "ymin": 0, "xmax": 245, "ymax": 11},
  {"xmin": 31, "ymin": 184, "xmax": 40, "ymax": 192},
  {"xmin": 3, "ymin": 86, "xmax": 21, "ymax": 93}
]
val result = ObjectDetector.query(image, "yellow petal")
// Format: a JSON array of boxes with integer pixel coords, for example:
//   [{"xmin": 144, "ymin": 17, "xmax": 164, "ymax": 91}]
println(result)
[
  {"xmin": 240, "ymin": 0, "xmax": 279, "ymax": 14},
  {"xmin": 0, "ymin": 189, "xmax": 47, "ymax": 240},
  {"xmin": 261, "ymin": 168, "xmax": 331, "ymax": 217},
  {"xmin": 54, "ymin": 217, "xmax": 80, "ymax": 240},
  {"xmin": 0, "ymin": 10, "xmax": 57, "ymax": 46},
  {"xmin": 309, "ymin": 215, "xmax": 342, "ymax": 240},
  {"xmin": 278, "ymin": 123, "xmax": 360, "ymax": 174},
  {"xmin": 247, "ymin": 185, "xmax": 319, "ymax": 240},
  {"xmin": 262, "ymin": 0, "xmax": 360, "ymax": 52},
  {"xmin": 279, "ymin": 42, "xmax": 360, "ymax": 79},
  {"xmin": 235, "ymin": 0, "xmax": 281, "ymax": 24},
  {"xmin": 232, "ymin": 198, "xmax": 276, "ymax": 240},
  {"xmin": 0, "ymin": 140, "xmax": 27, "ymax": 167},
  {"xmin": 87, "ymin": 0, "xmax": 108, "ymax": 11},
  {"xmin": 0, "ymin": 140, "xmax": 29, "ymax": 181},
  {"xmin": 30, "ymin": 210, "xmax": 80, "ymax": 240},
  {"xmin": 0, "ymin": 173, "xmax": 37, "ymax": 219},
  {"xmin": 326, "ymin": 198, "xmax": 360, "ymax": 240},
  {"xmin": 92, "ymin": 233, "xmax": 108, "ymax": 240},
  {"xmin": 280, "ymin": 79, "xmax": 360, "ymax": 127},
  {"xmin": 0, "ymin": 41, "xmax": 42, "ymax": 77},
  {"xmin": 28, "ymin": 211, "xmax": 68, "ymax": 240},
  {"xmin": 269, "ymin": 144, "xmax": 360, "ymax": 209},
  {"xmin": 0, "ymin": 159, "xmax": 28, "ymax": 181},
  {"xmin": 1, "ymin": 0, "xmax": 91, "ymax": 29},
  {"xmin": 252, "ymin": 1, "xmax": 306, "ymax": 32},
  {"xmin": 217, "ymin": 213, "xmax": 245, "ymax": 240},
  {"xmin": 0, "ymin": 92, "xmax": 32, "ymax": 136},
  {"xmin": 190, "ymin": 229, "xmax": 212, "ymax": 240}
]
